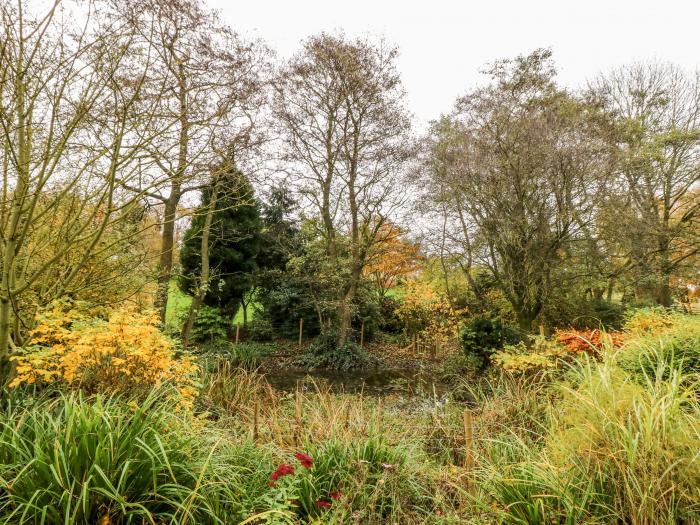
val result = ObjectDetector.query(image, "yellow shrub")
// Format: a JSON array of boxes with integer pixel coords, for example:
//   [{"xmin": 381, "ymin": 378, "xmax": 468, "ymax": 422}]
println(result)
[
  {"xmin": 624, "ymin": 307, "xmax": 675, "ymax": 336},
  {"xmin": 10, "ymin": 302, "xmax": 199, "ymax": 407}
]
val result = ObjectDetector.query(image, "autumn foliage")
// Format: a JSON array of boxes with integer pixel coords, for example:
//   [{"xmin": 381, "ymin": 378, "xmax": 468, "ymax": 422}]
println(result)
[
  {"xmin": 365, "ymin": 223, "xmax": 422, "ymax": 296},
  {"xmin": 555, "ymin": 329, "xmax": 625, "ymax": 355},
  {"xmin": 9, "ymin": 301, "xmax": 198, "ymax": 405}
]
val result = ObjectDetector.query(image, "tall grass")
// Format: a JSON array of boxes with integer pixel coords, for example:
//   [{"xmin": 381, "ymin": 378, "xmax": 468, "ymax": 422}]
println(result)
[
  {"xmin": 476, "ymin": 349, "xmax": 700, "ymax": 525},
  {"xmin": 0, "ymin": 390, "xmax": 217, "ymax": 524}
]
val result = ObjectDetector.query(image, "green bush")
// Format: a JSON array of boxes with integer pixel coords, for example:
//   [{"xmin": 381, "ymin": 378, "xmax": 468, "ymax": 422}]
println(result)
[
  {"xmin": 296, "ymin": 330, "xmax": 381, "ymax": 370},
  {"xmin": 618, "ymin": 313, "xmax": 700, "ymax": 381},
  {"xmin": 460, "ymin": 316, "xmax": 519, "ymax": 363},
  {"xmin": 191, "ymin": 305, "xmax": 230, "ymax": 343},
  {"xmin": 201, "ymin": 341, "xmax": 274, "ymax": 370},
  {"xmin": 0, "ymin": 391, "xmax": 221, "ymax": 524},
  {"xmin": 246, "ymin": 317, "xmax": 275, "ymax": 341},
  {"xmin": 440, "ymin": 352, "xmax": 484, "ymax": 379},
  {"xmin": 479, "ymin": 347, "xmax": 700, "ymax": 524},
  {"xmin": 266, "ymin": 435, "xmax": 425, "ymax": 523}
]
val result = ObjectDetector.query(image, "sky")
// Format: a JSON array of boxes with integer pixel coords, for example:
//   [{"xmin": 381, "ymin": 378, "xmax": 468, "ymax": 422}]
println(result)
[{"xmin": 210, "ymin": 0, "xmax": 700, "ymax": 128}]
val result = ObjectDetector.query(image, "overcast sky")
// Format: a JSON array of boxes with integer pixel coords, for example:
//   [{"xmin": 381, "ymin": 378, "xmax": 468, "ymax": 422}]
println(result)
[{"xmin": 210, "ymin": 0, "xmax": 700, "ymax": 127}]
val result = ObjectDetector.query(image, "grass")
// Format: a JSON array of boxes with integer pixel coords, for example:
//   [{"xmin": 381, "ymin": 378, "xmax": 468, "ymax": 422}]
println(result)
[
  {"xmin": 166, "ymin": 282, "xmax": 258, "ymax": 334},
  {"xmin": 4, "ymin": 310, "xmax": 700, "ymax": 523}
]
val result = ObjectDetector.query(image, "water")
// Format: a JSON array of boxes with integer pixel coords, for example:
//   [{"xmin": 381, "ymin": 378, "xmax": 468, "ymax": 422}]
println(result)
[{"xmin": 263, "ymin": 367, "xmax": 453, "ymax": 397}]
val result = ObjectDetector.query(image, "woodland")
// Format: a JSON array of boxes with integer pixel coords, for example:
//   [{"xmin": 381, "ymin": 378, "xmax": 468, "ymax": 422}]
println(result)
[{"xmin": 1, "ymin": 1, "xmax": 700, "ymax": 524}]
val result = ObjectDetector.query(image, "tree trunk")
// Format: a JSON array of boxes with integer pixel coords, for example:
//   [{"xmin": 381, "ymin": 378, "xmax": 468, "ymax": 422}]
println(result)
[
  {"xmin": 181, "ymin": 183, "xmax": 218, "ymax": 347},
  {"xmin": 154, "ymin": 193, "xmax": 180, "ymax": 324},
  {"xmin": 338, "ymin": 263, "xmax": 362, "ymax": 346}
]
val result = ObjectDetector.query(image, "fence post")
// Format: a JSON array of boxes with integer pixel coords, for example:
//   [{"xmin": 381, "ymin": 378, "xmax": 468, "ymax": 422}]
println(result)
[
  {"xmin": 235, "ymin": 323, "xmax": 240, "ymax": 344},
  {"xmin": 360, "ymin": 320, "xmax": 365, "ymax": 348},
  {"xmin": 298, "ymin": 318, "xmax": 304, "ymax": 349}
]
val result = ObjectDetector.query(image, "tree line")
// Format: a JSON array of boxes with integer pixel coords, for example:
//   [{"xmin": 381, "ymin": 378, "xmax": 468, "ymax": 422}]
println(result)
[{"xmin": 1, "ymin": 0, "xmax": 699, "ymax": 374}]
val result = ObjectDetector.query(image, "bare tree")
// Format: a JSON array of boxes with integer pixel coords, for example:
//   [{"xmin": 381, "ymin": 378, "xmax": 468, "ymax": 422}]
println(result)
[
  {"xmin": 0, "ymin": 0, "xmax": 164, "ymax": 376},
  {"xmin": 274, "ymin": 33, "xmax": 414, "ymax": 345},
  {"xmin": 425, "ymin": 50, "xmax": 614, "ymax": 331},
  {"xmin": 593, "ymin": 62, "xmax": 700, "ymax": 306},
  {"xmin": 116, "ymin": 0, "xmax": 269, "ymax": 322}
]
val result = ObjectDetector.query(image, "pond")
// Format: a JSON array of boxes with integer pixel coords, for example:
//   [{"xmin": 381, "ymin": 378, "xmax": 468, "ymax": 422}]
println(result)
[{"xmin": 263, "ymin": 367, "xmax": 454, "ymax": 397}]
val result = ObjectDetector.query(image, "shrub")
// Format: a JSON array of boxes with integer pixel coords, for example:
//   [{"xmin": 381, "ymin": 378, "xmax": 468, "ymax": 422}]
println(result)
[
  {"xmin": 266, "ymin": 436, "xmax": 424, "ymax": 523},
  {"xmin": 0, "ymin": 392, "xmax": 217, "ymax": 524},
  {"xmin": 9, "ymin": 302, "xmax": 198, "ymax": 406},
  {"xmin": 460, "ymin": 316, "xmax": 519, "ymax": 362},
  {"xmin": 296, "ymin": 330, "xmax": 381, "ymax": 370},
  {"xmin": 191, "ymin": 305, "xmax": 230, "ymax": 343},
  {"xmin": 491, "ymin": 340, "xmax": 560, "ymax": 377},
  {"xmin": 246, "ymin": 317, "xmax": 275, "ymax": 341},
  {"xmin": 618, "ymin": 314, "xmax": 700, "ymax": 380},
  {"xmin": 440, "ymin": 352, "xmax": 484, "ymax": 379},
  {"xmin": 225, "ymin": 342, "xmax": 275, "ymax": 370},
  {"xmin": 480, "ymin": 350, "xmax": 700, "ymax": 524}
]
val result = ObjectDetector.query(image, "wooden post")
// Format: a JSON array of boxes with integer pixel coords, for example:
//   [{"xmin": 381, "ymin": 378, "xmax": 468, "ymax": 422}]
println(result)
[
  {"xmin": 539, "ymin": 324, "xmax": 545, "ymax": 338},
  {"xmin": 360, "ymin": 320, "xmax": 365, "ymax": 348},
  {"xmin": 235, "ymin": 323, "xmax": 240, "ymax": 344},
  {"xmin": 412, "ymin": 333, "xmax": 417, "ymax": 352},
  {"xmin": 298, "ymin": 318, "xmax": 304, "ymax": 349},
  {"xmin": 463, "ymin": 409, "xmax": 474, "ymax": 491}
]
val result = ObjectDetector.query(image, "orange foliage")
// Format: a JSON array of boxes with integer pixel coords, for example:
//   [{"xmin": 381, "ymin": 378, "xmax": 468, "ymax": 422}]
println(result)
[
  {"xmin": 9, "ymin": 301, "xmax": 198, "ymax": 407},
  {"xmin": 365, "ymin": 223, "xmax": 422, "ymax": 295},
  {"xmin": 555, "ymin": 329, "xmax": 624, "ymax": 355}
]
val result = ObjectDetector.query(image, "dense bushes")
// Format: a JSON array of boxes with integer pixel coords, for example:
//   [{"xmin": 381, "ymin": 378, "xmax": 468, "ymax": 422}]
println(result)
[
  {"xmin": 10, "ymin": 302, "xmax": 198, "ymax": 406},
  {"xmin": 0, "ymin": 383, "xmax": 441, "ymax": 524},
  {"xmin": 202, "ymin": 341, "xmax": 274, "ymax": 370},
  {"xmin": 473, "ymin": 312, "xmax": 700, "ymax": 524},
  {"xmin": 296, "ymin": 330, "xmax": 381, "ymax": 370},
  {"xmin": 459, "ymin": 316, "xmax": 520, "ymax": 364},
  {"xmin": 0, "ymin": 392, "xmax": 229, "ymax": 524},
  {"xmin": 617, "ymin": 309, "xmax": 700, "ymax": 380}
]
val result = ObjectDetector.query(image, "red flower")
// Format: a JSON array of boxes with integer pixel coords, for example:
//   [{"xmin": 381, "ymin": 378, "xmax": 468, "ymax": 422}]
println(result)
[
  {"xmin": 270, "ymin": 463, "xmax": 295, "ymax": 481},
  {"xmin": 330, "ymin": 491, "xmax": 342, "ymax": 500},
  {"xmin": 295, "ymin": 452, "xmax": 314, "ymax": 468},
  {"xmin": 315, "ymin": 499, "xmax": 331, "ymax": 509}
]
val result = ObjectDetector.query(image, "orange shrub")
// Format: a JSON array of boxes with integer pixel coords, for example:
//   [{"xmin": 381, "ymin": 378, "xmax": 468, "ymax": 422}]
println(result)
[
  {"xmin": 555, "ymin": 328, "xmax": 624, "ymax": 356},
  {"xmin": 10, "ymin": 301, "xmax": 199, "ymax": 407}
]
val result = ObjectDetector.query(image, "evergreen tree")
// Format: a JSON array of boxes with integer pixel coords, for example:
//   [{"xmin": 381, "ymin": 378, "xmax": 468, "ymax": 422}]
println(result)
[{"xmin": 178, "ymin": 167, "xmax": 262, "ymax": 316}]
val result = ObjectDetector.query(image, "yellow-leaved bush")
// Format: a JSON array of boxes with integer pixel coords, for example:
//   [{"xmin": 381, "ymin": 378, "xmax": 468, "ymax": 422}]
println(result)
[{"xmin": 10, "ymin": 301, "xmax": 199, "ymax": 407}]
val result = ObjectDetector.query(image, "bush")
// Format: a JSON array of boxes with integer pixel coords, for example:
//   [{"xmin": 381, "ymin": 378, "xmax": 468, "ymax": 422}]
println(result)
[
  {"xmin": 246, "ymin": 317, "xmax": 275, "ymax": 341},
  {"xmin": 9, "ymin": 302, "xmax": 198, "ymax": 406},
  {"xmin": 0, "ymin": 392, "xmax": 222, "ymax": 524},
  {"xmin": 480, "ymin": 341, "xmax": 700, "ymax": 524},
  {"xmin": 440, "ymin": 352, "xmax": 484, "ymax": 379},
  {"xmin": 266, "ymin": 436, "xmax": 424, "ymax": 522},
  {"xmin": 618, "ymin": 313, "xmax": 700, "ymax": 380},
  {"xmin": 205, "ymin": 341, "xmax": 274, "ymax": 370},
  {"xmin": 460, "ymin": 316, "xmax": 519, "ymax": 362},
  {"xmin": 191, "ymin": 305, "xmax": 230, "ymax": 343},
  {"xmin": 296, "ymin": 330, "xmax": 381, "ymax": 370}
]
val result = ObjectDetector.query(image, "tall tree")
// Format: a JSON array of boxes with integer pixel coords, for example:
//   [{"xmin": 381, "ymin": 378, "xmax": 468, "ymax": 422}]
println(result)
[
  {"xmin": 117, "ymin": 0, "xmax": 268, "ymax": 322},
  {"xmin": 426, "ymin": 50, "xmax": 614, "ymax": 331},
  {"xmin": 0, "ymin": 0, "xmax": 162, "ymax": 376},
  {"xmin": 178, "ymin": 164, "xmax": 262, "ymax": 326},
  {"xmin": 593, "ymin": 62, "xmax": 700, "ymax": 306},
  {"xmin": 274, "ymin": 33, "xmax": 414, "ymax": 345}
]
